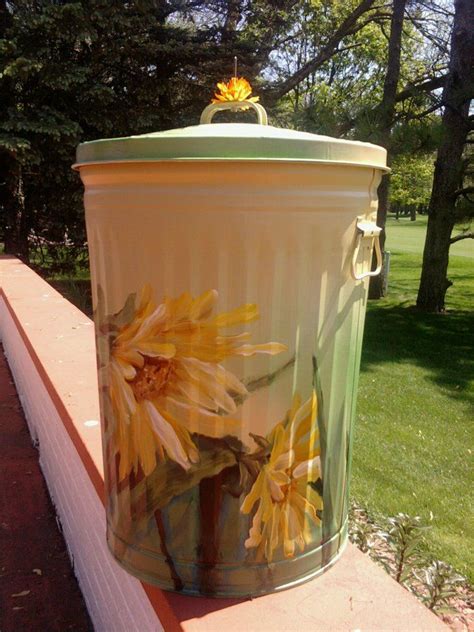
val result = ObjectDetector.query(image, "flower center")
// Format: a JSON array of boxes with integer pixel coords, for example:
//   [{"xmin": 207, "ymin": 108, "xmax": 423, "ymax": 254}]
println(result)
[{"xmin": 131, "ymin": 358, "xmax": 171, "ymax": 401}]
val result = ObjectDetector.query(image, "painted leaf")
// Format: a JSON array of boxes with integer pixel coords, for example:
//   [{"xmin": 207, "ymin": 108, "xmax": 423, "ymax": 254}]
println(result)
[
  {"xmin": 129, "ymin": 436, "xmax": 238, "ymax": 518},
  {"xmin": 110, "ymin": 292, "xmax": 137, "ymax": 329},
  {"xmin": 232, "ymin": 356, "xmax": 295, "ymax": 408}
]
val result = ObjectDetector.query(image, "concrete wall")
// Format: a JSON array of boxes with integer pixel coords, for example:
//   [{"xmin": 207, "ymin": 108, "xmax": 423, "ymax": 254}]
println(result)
[{"xmin": 0, "ymin": 256, "xmax": 447, "ymax": 632}]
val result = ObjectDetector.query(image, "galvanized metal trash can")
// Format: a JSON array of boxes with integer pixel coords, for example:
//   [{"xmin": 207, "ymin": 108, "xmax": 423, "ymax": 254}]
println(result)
[{"xmin": 74, "ymin": 99, "xmax": 387, "ymax": 597}]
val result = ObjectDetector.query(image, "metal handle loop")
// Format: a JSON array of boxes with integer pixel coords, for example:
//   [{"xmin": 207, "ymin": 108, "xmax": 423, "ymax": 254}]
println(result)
[
  {"xmin": 351, "ymin": 219, "xmax": 383, "ymax": 281},
  {"xmin": 200, "ymin": 101, "xmax": 268, "ymax": 125}
]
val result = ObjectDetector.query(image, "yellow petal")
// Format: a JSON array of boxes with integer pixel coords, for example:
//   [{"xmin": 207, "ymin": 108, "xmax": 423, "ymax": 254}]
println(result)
[
  {"xmin": 179, "ymin": 357, "xmax": 248, "ymax": 396},
  {"xmin": 235, "ymin": 342, "xmax": 287, "ymax": 356},
  {"xmin": 135, "ymin": 304, "xmax": 167, "ymax": 339},
  {"xmin": 189, "ymin": 289, "xmax": 218, "ymax": 321},
  {"xmin": 170, "ymin": 342, "xmax": 226, "ymax": 363},
  {"xmin": 175, "ymin": 361, "xmax": 238, "ymax": 413},
  {"xmin": 267, "ymin": 474, "xmax": 285, "ymax": 502},
  {"xmin": 291, "ymin": 489, "xmax": 321, "ymax": 524},
  {"xmin": 287, "ymin": 393, "xmax": 302, "ymax": 426},
  {"xmin": 114, "ymin": 347, "xmax": 144, "ymax": 368},
  {"xmin": 133, "ymin": 403, "xmax": 158, "ymax": 476},
  {"xmin": 283, "ymin": 501, "xmax": 303, "ymax": 542},
  {"xmin": 241, "ymin": 471, "xmax": 264, "ymax": 514},
  {"xmin": 270, "ymin": 424, "xmax": 287, "ymax": 461},
  {"xmin": 137, "ymin": 284, "xmax": 154, "ymax": 315},
  {"xmin": 292, "ymin": 455, "xmax": 321, "ymax": 480},
  {"xmin": 211, "ymin": 303, "xmax": 259, "ymax": 327},
  {"xmin": 165, "ymin": 292, "xmax": 193, "ymax": 322},
  {"xmin": 244, "ymin": 502, "xmax": 264, "ymax": 549},
  {"xmin": 110, "ymin": 362, "xmax": 136, "ymax": 418},
  {"xmin": 272, "ymin": 449, "xmax": 295, "ymax": 472},
  {"xmin": 117, "ymin": 358, "xmax": 136, "ymax": 380},
  {"xmin": 162, "ymin": 396, "xmax": 240, "ymax": 439},
  {"xmin": 143, "ymin": 400, "xmax": 191, "ymax": 470},
  {"xmin": 293, "ymin": 441, "xmax": 320, "ymax": 464},
  {"xmin": 292, "ymin": 392, "xmax": 318, "ymax": 444},
  {"xmin": 267, "ymin": 504, "xmax": 281, "ymax": 561},
  {"xmin": 158, "ymin": 406, "xmax": 199, "ymax": 464},
  {"xmin": 269, "ymin": 470, "xmax": 291, "ymax": 487},
  {"xmin": 173, "ymin": 374, "xmax": 222, "ymax": 412}
]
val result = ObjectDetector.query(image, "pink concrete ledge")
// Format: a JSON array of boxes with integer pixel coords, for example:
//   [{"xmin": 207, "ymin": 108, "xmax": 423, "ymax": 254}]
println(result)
[{"xmin": 0, "ymin": 255, "xmax": 446, "ymax": 632}]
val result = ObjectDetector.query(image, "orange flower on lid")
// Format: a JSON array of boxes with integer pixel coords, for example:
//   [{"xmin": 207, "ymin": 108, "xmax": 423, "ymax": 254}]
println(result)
[{"xmin": 212, "ymin": 76, "xmax": 260, "ymax": 104}]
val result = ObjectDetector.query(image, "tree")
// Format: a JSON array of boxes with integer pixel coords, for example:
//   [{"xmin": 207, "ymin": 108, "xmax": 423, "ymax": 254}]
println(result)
[
  {"xmin": 0, "ymin": 0, "xmax": 459, "ymax": 272},
  {"xmin": 0, "ymin": 0, "xmax": 297, "ymax": 262},
  {"xmin": 368, "ymin": 0, "xmax": 407, "ymax": 299},
  {"xmin": 416, "ymin": 0, "xmax": 474, "ymax": 312},
  {"xmin": 263, "ymin": 0, "xmax": 382, "ymax": 106},
  {"xmin": 390, "ymin": 153, "xmax": 434, "ymax": 208}
]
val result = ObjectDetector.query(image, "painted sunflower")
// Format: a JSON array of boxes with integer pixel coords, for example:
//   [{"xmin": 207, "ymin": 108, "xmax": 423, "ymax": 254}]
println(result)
[
  {"xmin": 240, "ymin": 393, "xmax": 323, "ymax": 562},
  {"xmin": 103, "ymin": 284, "xmax": 286, "ymax": 481},
  {"xmin": 212, "ymin": 76, "xmax": 259, "ymax": 104}
]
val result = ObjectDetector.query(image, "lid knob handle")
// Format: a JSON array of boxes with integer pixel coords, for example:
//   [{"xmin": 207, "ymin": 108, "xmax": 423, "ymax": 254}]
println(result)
[{"xmin": 200, "ymin": 101, "xmax": 268, "ymax": 125}]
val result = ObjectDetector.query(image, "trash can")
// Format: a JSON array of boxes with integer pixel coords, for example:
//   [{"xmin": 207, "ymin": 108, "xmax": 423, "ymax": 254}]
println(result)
[{"xmin": 74, "ymin": 92, "xmax": 387, "ymax": 597}]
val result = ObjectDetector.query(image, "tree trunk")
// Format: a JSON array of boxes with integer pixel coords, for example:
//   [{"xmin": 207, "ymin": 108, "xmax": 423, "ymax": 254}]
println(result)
[
  {"xmin": 1, "ymin": 159, "xmax": 29, "ymax": 260},
  {"xmin": 221, "ymin": 0, "xmax": 242, "ymax": 44},
  {"xmin": 416, "ymin": 0, "xmax": 474, "ymax": 312},
  {"xmin": 368, "ymin": 0, "xmax": 406, "ymax": 299},
  {"xmin": 0, "ymin": 0, "xmax": 10, "ymax": 33},
  {"xmin": 368, "ymin": 175, "xmax": 390, "ymax": 298}
]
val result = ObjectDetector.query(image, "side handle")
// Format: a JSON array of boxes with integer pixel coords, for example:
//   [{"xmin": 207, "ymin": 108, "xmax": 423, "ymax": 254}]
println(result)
[{"xmin": 351, "ymin": 219, "xmax": 383, "ymax": 281}]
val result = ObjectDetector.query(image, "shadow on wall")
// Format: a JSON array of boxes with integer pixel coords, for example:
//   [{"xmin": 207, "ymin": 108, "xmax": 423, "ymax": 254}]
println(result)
[{"xmin": 360, "ymin": 304, "xmax": 474, "ymax": 409}]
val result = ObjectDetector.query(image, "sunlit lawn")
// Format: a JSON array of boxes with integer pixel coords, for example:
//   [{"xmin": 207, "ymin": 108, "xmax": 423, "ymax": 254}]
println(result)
[{"xmin": 352, "ymin": 215, "xmax": 474, "ymax": 581}]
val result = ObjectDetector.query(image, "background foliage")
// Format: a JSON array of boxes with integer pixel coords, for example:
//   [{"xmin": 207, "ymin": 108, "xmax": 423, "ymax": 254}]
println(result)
[{"xmin": 2, "ymin": 0, "xmax": 467, "ymax": 275}]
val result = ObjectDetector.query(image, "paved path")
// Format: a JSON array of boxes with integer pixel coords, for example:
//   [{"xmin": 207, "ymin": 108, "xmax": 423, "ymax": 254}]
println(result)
[{"xmin": 0, "ymin": 346, "xmax": 92, "ymax": 632}]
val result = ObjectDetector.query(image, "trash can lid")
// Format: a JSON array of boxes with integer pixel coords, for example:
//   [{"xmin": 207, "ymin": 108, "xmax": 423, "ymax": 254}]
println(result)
[{"xmin": 74, "ymin": 122, "xmax": 388, "ymax": 171}]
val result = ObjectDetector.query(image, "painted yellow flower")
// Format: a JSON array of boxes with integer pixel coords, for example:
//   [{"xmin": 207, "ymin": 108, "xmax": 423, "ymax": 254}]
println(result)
[
  {"xmin": 105, "ymin": 285, "xmax": 287, "ymax": 481},
  {"xmin": 212, "ymin": 76, "xmax": 260, "ymax": 104},
  {"xmin": 240, "ymin": 393, "xmax": 323, "ymax": 562}
]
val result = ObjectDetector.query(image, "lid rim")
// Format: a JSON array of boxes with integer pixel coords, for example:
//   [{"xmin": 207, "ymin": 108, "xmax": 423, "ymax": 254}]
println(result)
[
  {"xmin": 75, "ymin": 122, "xmax": 387, "ymax": 170},
  {"xmin": 73, "ymin": 157, "xmax": 390, "ymax": 172}
]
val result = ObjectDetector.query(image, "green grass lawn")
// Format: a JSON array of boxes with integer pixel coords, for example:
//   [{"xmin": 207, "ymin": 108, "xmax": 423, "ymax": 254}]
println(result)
[{"xmin": 352, "ymin": 215, "xmax": 474, "ymax": 581}]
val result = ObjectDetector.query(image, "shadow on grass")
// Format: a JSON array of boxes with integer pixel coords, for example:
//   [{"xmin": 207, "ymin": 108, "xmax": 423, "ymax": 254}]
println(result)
[{"xmin": 361, "ymin": 304, "xmax": 474, "ymax": 408}]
